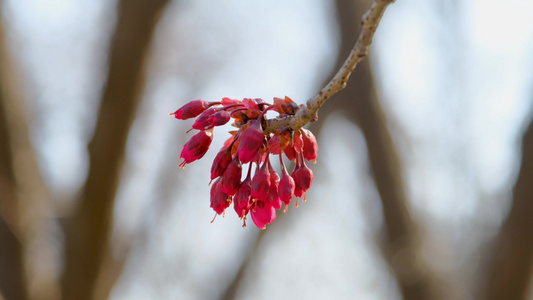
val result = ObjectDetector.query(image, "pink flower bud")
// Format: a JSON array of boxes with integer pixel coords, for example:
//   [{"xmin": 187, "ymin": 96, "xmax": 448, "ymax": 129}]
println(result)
[
  {"xmin": 293, "ymin": 130, "xmax": 303, "ymax": 153},
  {"xmin": 278, "ymin": 164, "xmax": 295, "ymax": 208},
  {"xmin": 251, "ymin": 162, "xmax": 270, "ymax": 202},
  {"xmin": 243, "ymin": 98, "xmax": 259, "ymax": 111},
  {"xmin": 238, "ymin": 119, "xmax": 265, "ymax": 164},
  {"xmin": 179, "ymin": 130, "xmax": 212, "ymax": 168},
  {"xmin": 291, "ymin": 157, "xmax": 313, "ymax": 202},
  {"xmin": 267, "ymin": 161, "xmax": 281, "ymax": 210},
  {"xmin": 208, "ymin": 110, "xmax": 231, "ymax": 126},
  {"xmin": 192, "ymin": 107, "xmax": 217, "ymax": 130},
  {"xmin": 301, "ymin": 128, "xmax": 318, "ymax": 162},
  {"xmin": 171, "ymin": 100, "xmax": 211, "ymax": 120},
  {"xmin": 234, "ymin": 175, "xmax": 252, "ymax": 219},
  {"xmin": 210, "ymin": 178, "xmax": 231, "ymax": 215},
  {"xmin": 251, "ymin": 199, "xmax": 276, "ymax": 230},
  {"xmin": 267, "ymin": 134, "xmax": 282, "ymax": 155},
  {"xmin": 221, "ymin": 157, "xmax": 242, "ymax": 195},
  {"xmin": 211, "ymin": 147, "xmax": 233, "ymax": 180},
  {"xmin": 284, "ymin": 143, "xmax": 297, "ymax": 161},
  {"xmin": 221, "ymin": 97, "xmax": 242, "ymax": 106}
]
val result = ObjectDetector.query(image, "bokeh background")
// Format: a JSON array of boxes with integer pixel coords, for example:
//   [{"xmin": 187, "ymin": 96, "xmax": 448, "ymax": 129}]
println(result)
[{"xmin": 1, "ymin": 0, "xmax": 533, "ymax": 299}]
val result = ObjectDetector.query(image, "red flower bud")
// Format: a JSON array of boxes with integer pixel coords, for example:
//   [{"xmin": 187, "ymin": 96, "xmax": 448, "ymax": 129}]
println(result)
[
  {"xmin": 267, "ymin": 161, "xmax": 281, "ymax": 210},
  {"xmin": 251, "ymin": 162, "xmax": 270, "ymax": 202},
  {"xmin": 208, "ymin": 110, "xmax": 231, "ymax": 126},
  {"xmin": 179, "ymin": 130, "xmax": 212, "ymax": 168},
  {"xmin": 243, "ymin": 98, "xmax": 259, "ymax": 111},
  {"xmin": 238, "ymin": 119, "xmax": 265, "ymax": 164},
  {"xmin": 171, "ymin": 100, "xmax": 211, "ymax": 120},
  {"xmin": 301, "ymin": 128, "xmax": 318, "ymax": 162},
  {"xmin": 267, "ymin": 134, "xmax": 282, "ymax": 155},
  {"xmin": 221, "ymin": 157, "xmax": 242, "ymax": 195},
  {"xmin": 210, "ymin": 178, "xmax": 231, "ymax": 215},
  {"xmin": 291, "ymin": 156, "xmax": 313, "ymax": 202},
  {"xmin": 221, "ymin": 97, "xmax": 242, "ymax": 106},
  {"xmin": 192, "ymin": 107, "xmax": 217, "ymax": 130},
  {"xmin": 293, "ymin": 130, "xmax": 303, "ymax": 153},
  {"xmin": 234, "ymin": 174, "xmax": 252, "ymax": 220},
  {"xmin": 278, "ymin": 163, "xmax": 295, "ymax": 209},
  {"xmin": 211, "ymin": 146, "xmax": 233, "ymax": 180},
  {"xmin": 284, "ymin": 143, "xmax": 297, "ymax": 161},
  {"xmin": 251, "ymin": 199, "xmax": 276, "ymax": 230}
]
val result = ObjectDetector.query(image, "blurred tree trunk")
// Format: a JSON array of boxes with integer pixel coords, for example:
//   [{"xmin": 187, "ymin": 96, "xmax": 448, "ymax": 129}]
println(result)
[
  {"xmin": 0, "ymin": 6, "xmax": 47, "ymax": 299},
  {"xmin": 0, "ymin": 48, "xmax": 28, "ymax": 300},
  {"xmin": 0, "ymin": 17, "xmax": 27, "ymax": 300},
  {"xmin": 60, "ymin": 0, "xmax": 169, "ymax": 299},
  {"xmin": 479, "ymin": 116, "xmax": 533, "ymax": 300},
  {"xmin": 310, "ymin": 1, "xmax": 442, "ymax": 299}
]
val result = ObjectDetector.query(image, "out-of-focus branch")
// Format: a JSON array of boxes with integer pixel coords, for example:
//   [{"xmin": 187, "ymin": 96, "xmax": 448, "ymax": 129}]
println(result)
[
  {"xmin": 60, "ymin": 1, "xmax": 169, "ymax": 299},
  {"xmin": 265, "ymin": 0, "xmax": 395, "ymax": 134},
  {"xmin": 1, "ymin": 6, "xmax": 50, "ymax": 300},
  {"xmin": 220, "ymin": 230, "xmax": 265, "ymax": 300},
  {"xmin": 0, "ymin": 63, "xmax": 28, "ymax": 300},
  {"xmin": 308, "ymin": 0, "xmax": 444, "ymax": 299},
  {"xmin": 478, "ymin": 116, "xmax": 533, "ymax": 300}
]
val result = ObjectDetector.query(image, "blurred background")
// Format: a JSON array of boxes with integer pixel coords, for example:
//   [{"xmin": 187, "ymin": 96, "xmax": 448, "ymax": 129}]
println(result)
[{"xmin": 1, "ymin": 0, "xmax": 533, "ymax": 299}]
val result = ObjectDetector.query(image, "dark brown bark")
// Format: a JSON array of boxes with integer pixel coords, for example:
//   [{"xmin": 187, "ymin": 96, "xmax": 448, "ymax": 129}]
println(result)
[
  {"xmin": 0, "ymin": 88, "xmax": 28, "ymax": 300},
  {"xmin": 310, "ymin": 1, "xmax": 439, "ymax": 299},
  {"xmin": 479, "ymin": 117, "xmax": 533, "ymax": 300},
  {"xmin": 60, "ymin": 1, "xmax": 169, "ymax": 299},
  {"xmin": 0, "ymin": 9, "xmax": 29, "ymax": 300}
]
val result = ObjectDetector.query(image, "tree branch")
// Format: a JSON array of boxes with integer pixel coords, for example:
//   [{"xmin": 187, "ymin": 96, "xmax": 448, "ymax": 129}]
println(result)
[
  {"xmin": 265, "ymin": 0, "xmax": 395, "ymax": 134},
  {"xmin": 308, "ymin": 0, "xmax": 443, "ymax": 299},
  {"xmin": 478, "ymin": 116, "xmax": 533, "ymax": 300},
  {"xmin": 61, "ymin": 1, "xmax": 169, "ymax": 299}
]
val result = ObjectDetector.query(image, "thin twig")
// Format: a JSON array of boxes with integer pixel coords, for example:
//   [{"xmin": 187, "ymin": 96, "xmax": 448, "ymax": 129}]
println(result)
[{"xmin": 265, "ymin": 0, "xmax": 395, "ymax": 134}]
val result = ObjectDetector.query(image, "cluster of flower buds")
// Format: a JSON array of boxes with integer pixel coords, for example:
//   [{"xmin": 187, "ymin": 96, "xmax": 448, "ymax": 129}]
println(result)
[{"xmin": 170, "ymin": 96, "xmax": 318, "ymax": 229}]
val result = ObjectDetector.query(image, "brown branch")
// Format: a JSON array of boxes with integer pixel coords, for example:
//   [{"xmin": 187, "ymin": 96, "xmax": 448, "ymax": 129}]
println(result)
[
  {"xmin": 0, "ymin": 7, "xmax": 50, "ymax": 300},
  {"xmin": 308, "ymin": 0, "xmax": 444, "ymax": 299},
  {"xmin": 60, "ymin": 1, "xmax": 169, "ymax": 299},
  {"xmin": 220, "ymin": 231, "xmax": 265, "ymax": 300},
  {"xmin": 478, "ymin": 116, "xmax": 533, "ymax": 300},
  {"xmin": 265, "ymin": 0, "xmax": 395, "ymax": 134}
]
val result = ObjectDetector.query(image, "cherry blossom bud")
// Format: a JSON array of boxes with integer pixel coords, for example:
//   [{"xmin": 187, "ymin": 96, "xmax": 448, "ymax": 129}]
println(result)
[
  {"xmin": 179, "ymin": 130, "xmax": 212, "ymax": 168},
  {"xmin": 234, "ymin": 175, "xmax": 252, "ymax": 220},
  {"xmin": 222, "ymin": 157, "xmax": 242, "ymax": 195},
  {"xmin": 284, "ymin": 143, "xmax": 297, "ymax": 161},
  {"xmin": 208, "ymin": 110, "xmax": 231, "ymax": 126},
  {"xmin": 243, "ymin": 98, "xmax": 259, "ymax": 111},
  {"xmin": 267, "ymin": 134, "xmax": 282, "ymax": 155},
  {"xmin": 291, "ymin": 157, "xmax": 313, "ymax": 202},
  {"xmin": 267, "ymin": 161, "xmax": 281, "ymax": 210},
  {"xmin": 238, "ymin": 119, "xmax": 265, "ymax": 164},
  {"xmin": 301, "ymin": 128, "xmax": 318, "ymax": 162},
  {"xmin": 192, "ymin": 107, "xmax": 217, "ymax": 130},
  {"xmin": 251, "ymin": 162, "xmax": 270, "ymax": 202},
  {"xmin": 278, "ymin": 164, "xmax": 295, "ymax": 208},
  {"xmin": 210, "ymin": 178, "xmax": 231, "ymax": 215},
  {"xmin": 171, "ymin": 100, "xmax": 212, "ymax": 120},
  {"xmin": 293, "ymin": 130, "xmax": 303, "ymax": 153},
  {"xmin": 211, "ymin": 147, "xmax": 233, "ymax": 180},
  {"xmin": 221, "ymin": 97, "xmax": 242, "ymax": 106}
]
